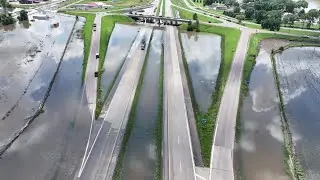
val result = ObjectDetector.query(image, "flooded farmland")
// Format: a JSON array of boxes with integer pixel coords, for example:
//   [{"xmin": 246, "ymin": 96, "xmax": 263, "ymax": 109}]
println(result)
[
  {"xmin": 121, "ymin": 30, "xmax": 163, "ymax": 180},
  {"xmin": 0, "ymin": 16, "xmax": 91, "ymax": 179},
  {"xmin": 0, "ymin": 14, "xmax": 75, "ymax": 143},
  {"xmin": 275, "ymin": 47, "xmax": 320, "ymax": 180},
  {"xmin": 236, "ymin": 40, "xmax": 290, "ymax": 180},
  {"xmin": 100, "ymin": 24, "xmax": 139, "ymax": 98},
  {"xmin": 180, "ymin": 32, "xmax": 221, "ymax": 112}
]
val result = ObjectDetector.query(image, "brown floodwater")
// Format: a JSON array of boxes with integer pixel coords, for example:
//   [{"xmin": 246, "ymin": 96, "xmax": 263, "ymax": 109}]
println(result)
[
  {"xmin": 0, "ymin": 14, "xmax": 76, "ymax": 145},
  {"xmin": 180, "ymin": 32, "xmax": 221, "ymax": 112},
  {"xmin": 0, "ymin": 16, "xmax": 92, "ymax": 180},
  {"xmin": 100, "ymin": 24, "xmax": 139, "ymax": 99},
  {"xmin": 235, "ymin": 40, "xmax": 290, "ymax": 180},
  {"xmin": 121, "ymin": 30, "xmax": 163, "ymax": 180},
  {"xmin": 275, "ymin": 47, "xmax": 320, "ymax": 180}
]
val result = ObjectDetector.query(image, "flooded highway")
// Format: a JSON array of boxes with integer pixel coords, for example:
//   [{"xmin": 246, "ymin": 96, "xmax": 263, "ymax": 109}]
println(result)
[
  {"xmin": 100, "ymin": 24, "xmax": 139, "ymax": 100},
  {"xmin": 0, "ymin": 16, "xmax": 91, "ymax": 179},
  {"xmin": 180, "ymin": 32, "xmax": 221, "ymax": 112},
  {"xmin": 275, "ymin": 47, "xmax": 320, "ymax": 180},
  {"xmin": 121, "ymin": 29, "xmax": 163, "ymax": 180},
  {"xmin": 235, "ymin": 40, "xmax": 290, "ymax": 180}
]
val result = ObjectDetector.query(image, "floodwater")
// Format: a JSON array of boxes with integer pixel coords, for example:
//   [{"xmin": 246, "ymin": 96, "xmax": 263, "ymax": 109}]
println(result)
[
  {"xmin": 100, "ymin": 24, "xmax": 139, "ymax": 99},
  {"xmin": 180, "ymin": 32, "xmax": 221, "ymax": 112},
  {"xmin": 121, "ymin": 30, "xmax": 163, "ymax": 180},
  {"xmin": 0, "ymin": 16, "xmax": 91, "ymax": 179},
  {"xmin": 275, "ymin": 47, "xmax": 320, "ymax": 180},
  {"xmin": 0, "ymin": 14, "xmax": 75, "ymax": 144},
  {"xmin": 236, "ymin": 40, "xmax": 290, "ymax": 180}
]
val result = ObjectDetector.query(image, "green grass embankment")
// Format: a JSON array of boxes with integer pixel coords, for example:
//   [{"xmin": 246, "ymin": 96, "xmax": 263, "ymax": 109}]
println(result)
[
  {"xmin": 112, "ymin": 31, "xmax": 153, "ymax": 180},
  {"xmin": 65, "ymin": 12, "xmax": 95, "ymax": 81},
  {"xmin": 155, "ymin": 38, "xmax": 164, "ymax": 180},
  {"xmin": 162, "ymin": 0, "xmax": 165, "ymax": 16},
  {"xmin": 95, "ymin": 15, "xmax": 134, "ymax": 118},
  {"xmin": 179, "ymin": 23, "xmax": 240, "ymax": 166},
  {"xmin": 173, "ymin": 6, "xmax": 221, "ymax": 23},
  {"xmin": 237, "ymin": 33, "xmax": 320, "ymax": 179},
  {"xmin": 243, "ymin": 22, "xmax": 320, "ymax": 37}
]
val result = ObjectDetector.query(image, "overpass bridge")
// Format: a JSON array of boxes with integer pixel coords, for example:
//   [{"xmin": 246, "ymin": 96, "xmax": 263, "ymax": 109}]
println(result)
[{"xmin": 127, "ymin": 14, "xmax": 192, "ymax": 25}]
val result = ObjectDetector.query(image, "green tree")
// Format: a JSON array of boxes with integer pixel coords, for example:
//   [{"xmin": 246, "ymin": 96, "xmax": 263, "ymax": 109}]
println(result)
[
  {"xmin": 261, "ymin": 10, "xmax": 282, "ymax": 31},
  {"xmin": 235, "ymin": 14, "xmax": 245, "ymax": 23},
  {"xmin": 296, "ymin": 0, "xmax": 308, "ymax": 9},
  {"xmin": 282, "ymin": 14, "xmax": 289, "ymax": 26},
  {"xmin": 285, "ymin": 0, "xmax": 295, "ymax": 13},
  {"xmin": 283, "ymin": 13, "xmax": 296, "ymax": 27},
  {"xmin": 233, "ymin": 6, "xmax": 241, "ymax": 14},
  {"xmin": 0, "ymin": 0, "xmax": 7, "ymax": 15},
  {"xmin": 306, "ymin": 9, "xmax": 319, "ymax": 28},
  {"xmin": 255, "ymin": 10, "xmax": 267, "ymax": 24},
  {"xmin": 18, "ymin": 10, "xmax": 29, "ymax": 21},
  {"xmin": 245, "ymin": 7, "xmax": 255, "ymax": 19},
  {"xmin": 0, "ymin": 14, "xmax": 15, "ymax": 25},
  {"xmin": 193, "ymin": 13, "xmax": 198, "ymax": 20}
]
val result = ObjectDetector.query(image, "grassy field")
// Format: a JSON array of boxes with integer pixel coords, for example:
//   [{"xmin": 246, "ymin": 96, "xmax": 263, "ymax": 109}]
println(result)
[
  {"xmin": 96, "ymin": 15, "xmax": 134, "ymax": 117},
  {"xmin": 155, "ymin": 41, "xmax": 164, "ymax": 180},
  {"xmin": 243, "ymin": 22, "xmax": 320, "ymax": 37},
  {"xmin": 65, "ymin": 12, "xmax": 95, "ymax": 81},
  {"xmin": 179, "ymin": 23, "xmax": 240, "ymax": 166},
  {"xmin": 156, "ymin": 0, "xmax": 161, "ymax": 16},
  {"xmin": 162, "ymin": 0, "xmax": 165, "ymax": 16},
  {"xmin": 173, "ymin": 6, "xmax": 221, "ymax": 23}
]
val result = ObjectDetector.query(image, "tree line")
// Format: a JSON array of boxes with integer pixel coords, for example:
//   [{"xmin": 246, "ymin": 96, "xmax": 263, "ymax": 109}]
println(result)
[
  {"xmin": 221, "ymin": 0, "xmax": 320, "ymax": 31},
  {"xmin": 1, "ymin": 0, "xmax": 29, "ymax": 26}
]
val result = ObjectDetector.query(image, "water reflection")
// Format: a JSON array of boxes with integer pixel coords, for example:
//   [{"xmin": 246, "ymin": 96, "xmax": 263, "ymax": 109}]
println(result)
[
  {"xmin": 0, "ymin": 14, "xmax": 75, "ymax": 143},
  {"xmin": 121, "ymin": 30, "xmax": 163, "ymax": 180},
  {"xmin": 100, "ymin": 24, "xmax": 139, "ymax": 98},
  {"xmin": 275, "ymin": 47, "xmax": 320, "ymax": 180},
  {"xmin": 180, "ymin": 32, "xmax": 221, "ymax": 112},
  {"xmin": 0, "ymin": 19, "xmax": 91, "ymax": 180},
  {"xmin": 236, "ymin": 46, "xmax": 289, "ymax": 180}
]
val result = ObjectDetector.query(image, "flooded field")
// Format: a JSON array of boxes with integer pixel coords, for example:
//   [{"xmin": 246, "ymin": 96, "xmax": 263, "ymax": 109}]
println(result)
[
  {"xmin": 236, "ymin": 40, "xmax": 290, "ymax": 180},
  {"xmin": 100, "ymin": 24, "xmax": 139, "ymax": 98},
  {"xmin": 180, "ymin": 32, "xmax": 221, "ymax": 112},
  {"xmin": 0, "ymin": 14, "xmax": 75, "ymax": 144},
  {"xmin": 0, "ymin": 16, "xmax": 91, "ymax": 179},
  {"xmin": 121, "ymin": 30, "xmax": 163, "ymax": 180},
  {"xmin": 275, "ymin": 47, "xmax": 320, "ymax": 180}
]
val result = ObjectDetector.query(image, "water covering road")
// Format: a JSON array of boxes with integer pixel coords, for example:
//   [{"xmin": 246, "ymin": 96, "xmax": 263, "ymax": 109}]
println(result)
[
  {"xmin": 100, "ymin": 24, "xmax": 139, "ymax": 99},
  {"xmin": 121, "ymin": 29, "xmax": 163, "ymax": 180}
]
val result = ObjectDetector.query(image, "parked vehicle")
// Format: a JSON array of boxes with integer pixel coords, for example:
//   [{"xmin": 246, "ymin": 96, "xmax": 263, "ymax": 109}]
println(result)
[
  {"xmin": 93, "ymin": 26, "xmax": 96, "ymax": 31},
  {"xmin": 96, "ymin": 53, "xmax": 99, "ymax": 59}
]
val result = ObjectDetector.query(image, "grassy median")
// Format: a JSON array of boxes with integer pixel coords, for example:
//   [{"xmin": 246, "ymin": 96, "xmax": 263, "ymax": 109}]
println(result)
[
  {"xmin": 179, "ymin": 23, "xmax": 240, "ymax": 166},
  {"xmin": 173, "ymin": 6, "xmax": 221, "ymax": 23}
]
